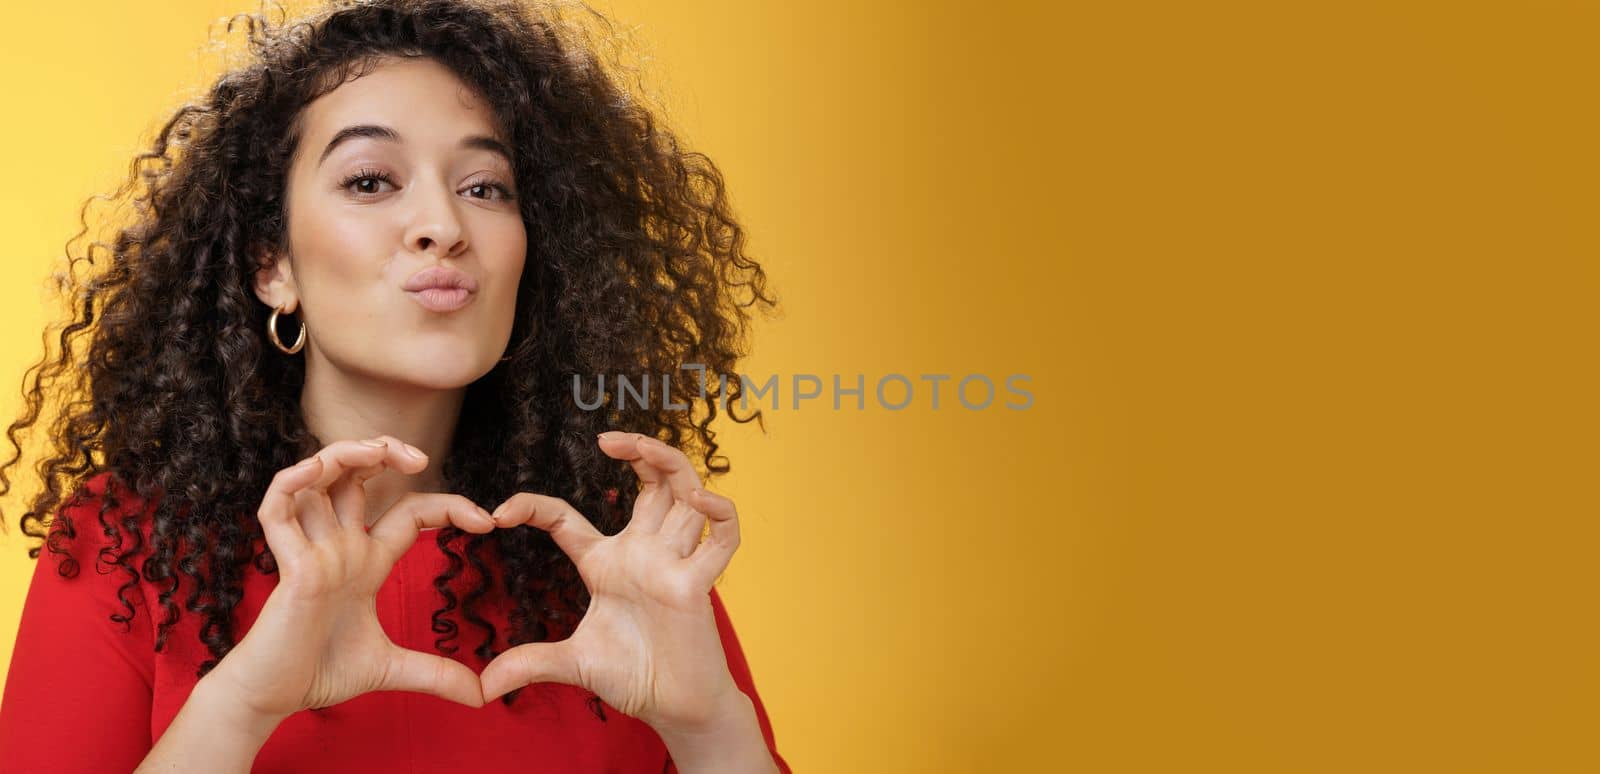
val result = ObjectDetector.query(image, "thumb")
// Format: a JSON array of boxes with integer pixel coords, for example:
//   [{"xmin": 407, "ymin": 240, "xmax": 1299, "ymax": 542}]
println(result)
[
  {"xmin": 379, "ymin": 645, "xmax": 486, "ymax": 708},
  {"xmin": 479, "ymin": 641, "xmax": 580, "ymax": 703}
]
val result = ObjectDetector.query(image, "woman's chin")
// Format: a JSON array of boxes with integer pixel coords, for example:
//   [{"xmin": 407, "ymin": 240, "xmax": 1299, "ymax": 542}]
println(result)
[{"xmin": 384, "ymin": 348, "xmax": 495, "ymax": 389}]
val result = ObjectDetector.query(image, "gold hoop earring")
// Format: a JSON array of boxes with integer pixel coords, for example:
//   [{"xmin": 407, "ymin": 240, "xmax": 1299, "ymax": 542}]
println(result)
[{"xmin": 267, "ymin": 304, "xmax": 306, "ymax": 355}]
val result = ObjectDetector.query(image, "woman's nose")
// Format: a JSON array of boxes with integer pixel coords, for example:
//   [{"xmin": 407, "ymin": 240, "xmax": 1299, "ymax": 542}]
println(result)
[{"xmin": 403, "ymin": 180, "xmax": 467, "ymax": 258}]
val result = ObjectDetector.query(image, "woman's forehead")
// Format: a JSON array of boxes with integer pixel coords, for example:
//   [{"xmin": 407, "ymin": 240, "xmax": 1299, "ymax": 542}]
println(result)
[{"xmin": 298, "ymin": 58, "xmax": 506, "ymax": 156}]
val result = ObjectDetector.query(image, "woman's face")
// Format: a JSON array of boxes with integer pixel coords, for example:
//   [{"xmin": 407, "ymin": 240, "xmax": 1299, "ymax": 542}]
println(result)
[{"xmin": 255, "ymin": 56, "xmax": 526, "ymax": 391}]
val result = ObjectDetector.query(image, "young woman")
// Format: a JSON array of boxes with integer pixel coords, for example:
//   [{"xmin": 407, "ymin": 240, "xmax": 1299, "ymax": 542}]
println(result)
[{"xmin": 0, "ymin": 1, "xmax": 786, "ymax": 771}]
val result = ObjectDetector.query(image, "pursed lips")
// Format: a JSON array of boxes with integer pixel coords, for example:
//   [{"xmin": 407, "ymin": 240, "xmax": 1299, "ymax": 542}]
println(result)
[{"xmin": 402, "ymin": 266, "xmax": 478, "ymax": 312}]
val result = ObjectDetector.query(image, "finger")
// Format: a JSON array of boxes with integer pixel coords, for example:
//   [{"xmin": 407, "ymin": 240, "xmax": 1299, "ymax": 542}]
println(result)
[
  {"xmin": 327, "ymin": 436, "xmax": 430, "ymax": 535},
  {"xmin": 290, "ymin": 487, "xmax": 338, "ymax": 544},
  {"xmin": 661, "ymin": 499, "xmax": 708, "ymax": 558},
  {"xmin": 479, "ymin": 640, "xmax": 580, "ymax": 703},
  {"xmin": 256, "ymin": 456, "xmax": 322, "ymax": 564},
  {"xmin": 686, "ymin": 488, "xmax": 741, "ymax": 585},
  {"xmin": 368, "ymin": 492, "xmax": 496, "ymax": 563},
  {"xmin": 289, "ymin": 440, "xmax": 398, "ymax": 541},
  {"xmin": 595, "ymin": 432, "xmax": 671, "ymax": 531},
  {"xmin": 491, "ymin": 493, "xmax": 604, "ymax": 565},
  {"xmin": 327, "ymin": 458, "xmax": 382, "ymax": 536},
  {"xmin": 633, "ymin": 435, "xmax": 705, "ymax": 510},
  {"xmin": 597, "ymin": 432, "xmax": 703, "ymax": 533},
  {"xmin": 326, "ymin": 440, "xmax": 387, "ymax": 535},
  {"xmin": 303, "ymin": 437, "xmax": 428, "ymax": 493},
  {"xmin": 379, "ymin": 644, "xmax": 486, "ymax": 708}
]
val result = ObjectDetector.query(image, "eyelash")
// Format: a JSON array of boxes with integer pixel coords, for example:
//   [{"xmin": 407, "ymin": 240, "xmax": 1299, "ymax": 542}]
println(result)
[{"xmin": 338, "ymin": 168, "xmax": 515, "ymax": 201}]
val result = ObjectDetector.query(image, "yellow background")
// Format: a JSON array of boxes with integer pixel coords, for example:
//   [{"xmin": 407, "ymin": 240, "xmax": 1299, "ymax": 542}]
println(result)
[{"xmin": 2, "ymin": 1, "xmax": 1596, "ymax": 771}]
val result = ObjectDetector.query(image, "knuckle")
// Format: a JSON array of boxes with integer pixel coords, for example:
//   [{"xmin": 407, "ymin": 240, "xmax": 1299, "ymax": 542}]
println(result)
[
  {"xmin": 552, "ymin": 499, "xmax": 583, "ymax": 521},
  {"xmin": 693, "ymin": 493, "xmax": 720, "ymax": 516},
  {"xmin": 273, "ymin": 458, "xmax": 311, "ymax": 483},
  {"xmin": 255, "ymin": 502, "xmax": 279, "ymax": 523},
  {"xmin": 659, "ymin": 444, "xmax": 690, "ymax": 468}
]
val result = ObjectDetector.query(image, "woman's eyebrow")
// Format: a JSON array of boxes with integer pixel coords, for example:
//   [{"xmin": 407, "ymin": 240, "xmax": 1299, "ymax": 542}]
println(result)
[{"xmin": 316, "ymin": 123, "xmax": 513, "ymax": 168}]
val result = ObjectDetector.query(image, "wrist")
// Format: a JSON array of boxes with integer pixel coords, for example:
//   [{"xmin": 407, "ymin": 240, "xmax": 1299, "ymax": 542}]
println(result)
[
  {"xmin": 653, "ymin": 690, "xmax": 777, "ymax": 774},
  {"xmin": 136, "ymin": 668, "xmax": 291, "ymax": 773},
  {"xmin": 194, "ymin": 666, "xmax": 294, "ymax": 740}
]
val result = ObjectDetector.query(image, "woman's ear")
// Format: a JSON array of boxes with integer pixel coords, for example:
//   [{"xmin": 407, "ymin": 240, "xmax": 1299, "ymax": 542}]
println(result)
[{"xmin": 252, "ymin": 246, "xmax": 298, "ymax": 313}]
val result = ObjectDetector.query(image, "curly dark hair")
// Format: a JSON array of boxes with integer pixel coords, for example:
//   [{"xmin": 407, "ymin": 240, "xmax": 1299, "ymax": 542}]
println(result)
[{"xmin": 0, "ymin": 0, "xmax": 776, "ymax": 708}]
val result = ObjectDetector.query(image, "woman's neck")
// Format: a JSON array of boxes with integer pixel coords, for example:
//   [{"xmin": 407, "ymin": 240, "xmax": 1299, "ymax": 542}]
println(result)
[{"xmin": 297, "ymin": 354, "xmax": 467, "ymax": 524}]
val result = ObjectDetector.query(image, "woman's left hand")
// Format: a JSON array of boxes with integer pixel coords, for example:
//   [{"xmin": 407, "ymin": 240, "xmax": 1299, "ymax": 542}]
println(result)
[{"xmin": 478, "ymin": 431, "xmax": 746, "ymax": 736}]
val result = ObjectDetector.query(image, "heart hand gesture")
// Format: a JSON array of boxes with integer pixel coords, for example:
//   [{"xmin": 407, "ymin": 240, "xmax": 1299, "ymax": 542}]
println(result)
[
  {"xmin": 209, "ymin": 436, "xmax": 498, "ymax": 720},
  {"xmin": 479, "ymin": 432, "xmax": 748, "ymax": 736}
]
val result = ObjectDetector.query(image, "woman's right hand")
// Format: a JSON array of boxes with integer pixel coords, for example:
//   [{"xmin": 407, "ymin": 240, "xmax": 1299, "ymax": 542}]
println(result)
[{"xmin": 203, "ymin": 435, "xmax": 497, "ymax": 721}]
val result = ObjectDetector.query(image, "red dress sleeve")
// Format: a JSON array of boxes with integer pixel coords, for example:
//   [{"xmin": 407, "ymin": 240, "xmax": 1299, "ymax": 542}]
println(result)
[
  {"xmin": 0, "ymin": 475, "xmax": 156, "ymax": 771},
  {"xmin": 665, "ymin": 587, "xmax": 791, "ymax": 773}
]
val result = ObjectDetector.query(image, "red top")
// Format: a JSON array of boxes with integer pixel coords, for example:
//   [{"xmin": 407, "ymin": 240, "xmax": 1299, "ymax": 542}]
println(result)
[{"xmin": 0, "ymin": 472, "xmax": 790, "ymax": 772}]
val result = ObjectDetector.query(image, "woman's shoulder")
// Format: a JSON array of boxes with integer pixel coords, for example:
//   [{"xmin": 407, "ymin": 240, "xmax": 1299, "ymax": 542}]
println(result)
[
  {"xmin": 44, "ymin": 469, "xmax": 161, "ymax": 569},
  {"xmin": 59, "ymin": 469, "xmax": 155, "ymax": 513},
  {"xmin": 15, "ymin": 471, "xmax": 163, "ymax": 656}
]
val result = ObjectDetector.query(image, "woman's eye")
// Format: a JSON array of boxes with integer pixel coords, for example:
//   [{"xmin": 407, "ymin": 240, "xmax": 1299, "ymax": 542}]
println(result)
[
  {"xmin": 341, "ymin": 171, "xmax": 394, "ymax": 196},
  {"xmin": 339, "ymin": 172, "xmax": 512, "ymax": 201},
  {"xmin": 464, "ymin": 181, "xmax": 514, "ymax": 201}
]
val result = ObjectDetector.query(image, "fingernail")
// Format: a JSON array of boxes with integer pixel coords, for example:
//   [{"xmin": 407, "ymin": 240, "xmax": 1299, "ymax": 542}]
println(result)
[
  {"xmin": 402, "ymin": 443, "xmax": 427, "ymax": 459},
  {"xmin": 360, "ymin": 439, "xmax": 387, "ymax": 448},
  {"xmin": 597, "ymin": 431, "xmax": 620, "ymax": 441},
  {"xmin": 295, "ymin": 456, "xmax": 319, "ymax": 468}
]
